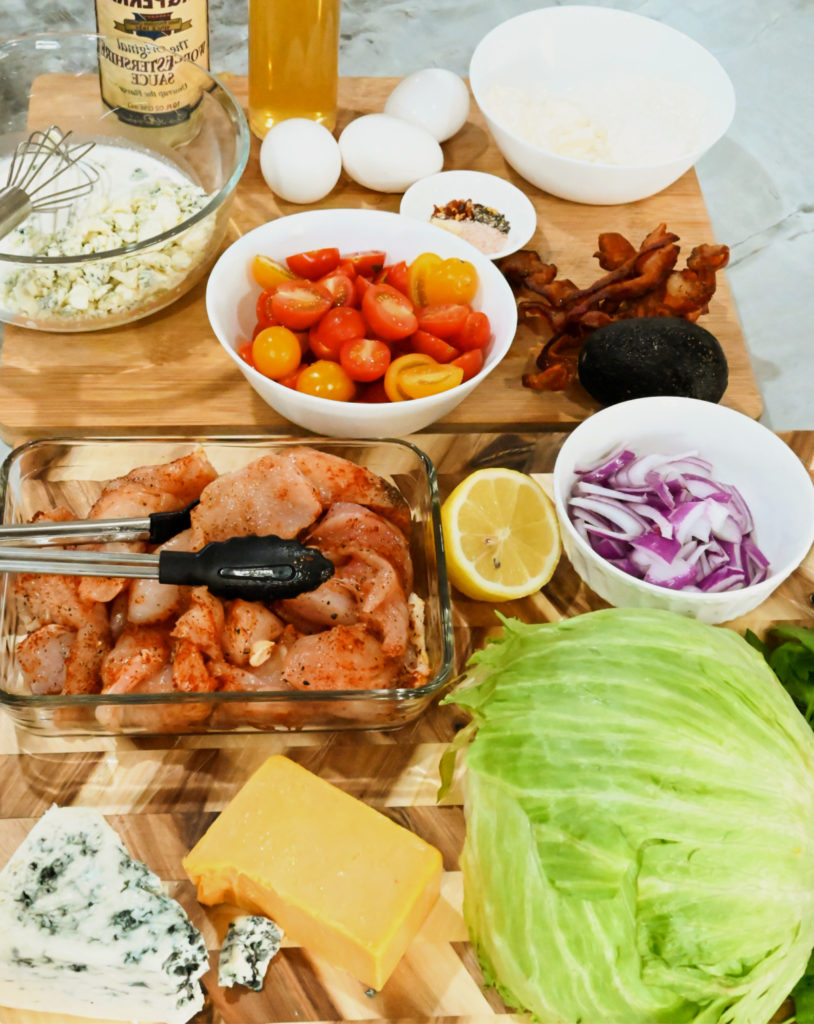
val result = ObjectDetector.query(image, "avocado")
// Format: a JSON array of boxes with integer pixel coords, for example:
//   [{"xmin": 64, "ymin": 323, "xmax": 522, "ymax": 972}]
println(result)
[{"xmin": 577, "ymin": 317, "xmax": 728, "ymax": 407}]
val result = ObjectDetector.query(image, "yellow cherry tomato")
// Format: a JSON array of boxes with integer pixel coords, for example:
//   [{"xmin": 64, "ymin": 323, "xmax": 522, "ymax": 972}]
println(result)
[
  {"xmin": 296, "ymin": 359, "xmax": 356, "ymax": 401},
  {"xmin": 408, "ymin": 253, "xmax": 479, "ymax": 306},
  {"xmin": 407, "ymin": 253, "xmax": 443, "ymax": 305},
  {"xmin": 383, "ymin": 352, "xmax": 436, "ymax": 402},
  {"xmin": 251, "ymin": 325, "xmax": 302, "ymax": 380},
  {"xmin": 251, "ymin": 254, "xmax": 296, "ymax": 291},
  {"xmin": 399, "ymin": 362, "xmax": 464, "ymax": 399}
]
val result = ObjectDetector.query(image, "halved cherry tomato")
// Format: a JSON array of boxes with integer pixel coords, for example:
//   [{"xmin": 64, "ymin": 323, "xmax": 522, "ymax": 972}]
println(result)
[
  {"xmin": 354, "ymin": 274, "xmax": 372, "ymax": 305},
  {"xmin": 339, "ymin": 337, "xmax": 392, "ymax": 383},
  {"xmin": 286, "ymin": 248, "xmax": 341, "ymax": 280},
  {"xmin": 345, "ymin": 250, "xmax": 386, "ymax": 278},
  {"xmin": 256, "ymin": 290, "xmax": 277, "ymax": 328},
  {"xmin": 378, "ymin": 260, "xmax": 409, "ymax": 295},
  {"xmin": 296, "ymin": 360, "xmax": 356, "ymax": 401},
  {"xmin": 449, "ymin": 310, "xmax": 491, "ymax": 351},
  {"xmin": 408, "ymin": 253, "xmax": 478, "ymax": 306},
  {"xmin": 383, "ymin": 352, "xmax": 436, "ymax": 402},
  {"xmin": 362, "ymin": 283, "xmax": 417, "ymax": 341},
  {"xmin": 319, "ymin": 272, "xmax": 356, "ymax": 307},
  {"xmin": 237, "ymin": 340, "xmax": 255, "ymax": 367},
  {"xmin": 410, "ymin": 329, "xmax": 461, "ymax": 364},
  {"xmin": 252, "ymin": 326, "xmax": 303, "ymax": 381},
  {"xmin": 417, "ymin": 303, "xmax": 471, "ymax": 339},
  {"xmin": 451, "ymin": 348, "xmax": 484, "ymax": 382},
  {"xmin": 399, "ymin": 362, "xmax": 464, "ymax": 399},
  {"xmin": 310, "ymin": 306, "xmax": 366, "ymax": 359},
  {"xmin": 251, "ymin": 254, "xmax": 296, "ymax": 291},
  {"xmin": 271, "ymin": 280, "xmax": 333, "ymax": 330}
]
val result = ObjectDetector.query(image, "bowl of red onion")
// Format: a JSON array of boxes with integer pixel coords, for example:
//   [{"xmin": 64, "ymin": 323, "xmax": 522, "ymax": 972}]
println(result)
[{"xmin": 552, "ymin": 397, "xmax": 814, "ymax": 624}]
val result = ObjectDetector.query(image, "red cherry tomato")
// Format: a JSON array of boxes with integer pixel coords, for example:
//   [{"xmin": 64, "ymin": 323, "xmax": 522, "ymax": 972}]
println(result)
[
  {"xmin": 270, "ymin": 280, "xmax": 333, "ymax": 330},
  {"xmin": 310, "ymin": 306, "xmax": 366, "ymax": 359},
  {"xmin": 319, "ymin": 272, "xmax": 357, "ymax": 307},
  {"xmin": 362, "ymin": 282, "xmax": 417, "ymax": 341},
  {"xmin": 357, "ymin": 378, "xmax": 390, "ymax": 403},
  {"xmin": 379, "ymin": 260, "xmax": 410, "ymax": 295},
  {"xmin": 451, "ymin": 347, "xmax": 484, "ymax": 382},
  {"xmin": 256, "ymin": 290, "xmax": 276, "ymax": 327},
  {"xmin": 296, "ymin": 360, "xmax": 356, "ymax": 401},
  {"xmin": 417, "ymin": 303, "xmax": 471, "ymax": 339},
  {"xmin": 237, "ymin": 340, "xmax": 255, "ymax": 367},
  {"xmin": 345, "ymin": 250, "xmax": 386, "ymax": 277},
  {"xmin": 278, "ymin": 365, "xmax": 306, "ymax": 389},
  {"xmin": 353, "ymin": 274, "xmax": 372, "ymax": 306},
  {"xmin": 339, "ymin": 337, "xmax": 392, "ymax": 382},
  {"xmin": 286, "ymin": 248, "xmax": 341, "ymax": 280},
  {"xmin": 409, "ymin": 329, "xmax": 461, "ymax": 364},
  {"xmin": 448, "ymin": 310, "xmax": 492, "ymax": 351}
]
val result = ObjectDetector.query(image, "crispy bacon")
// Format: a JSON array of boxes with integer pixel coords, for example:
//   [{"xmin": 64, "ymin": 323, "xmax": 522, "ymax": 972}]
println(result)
[{"xmin": 499, "ymin": 224, "xmax": 729, "ymax": 392}]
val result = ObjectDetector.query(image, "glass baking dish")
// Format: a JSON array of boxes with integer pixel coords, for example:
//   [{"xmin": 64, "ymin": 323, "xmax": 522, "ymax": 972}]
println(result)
[{"xmin": 0, "ymin": 436, "xmax": 454, "ymax": 735}]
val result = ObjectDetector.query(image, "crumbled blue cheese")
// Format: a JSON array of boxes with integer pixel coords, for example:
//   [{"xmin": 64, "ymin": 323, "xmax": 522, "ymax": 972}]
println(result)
[
  {"xmin": 0, "ymin": 805, "xmax": 209, "ymax": 1024},
  {"xmin": 0, "ymin": 143, "xmax": 213, "ymax": 322},
  {"xmin": 218, "ymin": 914, "xmax": 283, "ymax": 991}
]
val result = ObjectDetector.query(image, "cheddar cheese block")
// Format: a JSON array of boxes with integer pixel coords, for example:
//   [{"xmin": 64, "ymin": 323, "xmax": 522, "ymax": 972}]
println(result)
[{"xmin": 183, "ymin": 754, "xmax": 443, "ymax": 990}]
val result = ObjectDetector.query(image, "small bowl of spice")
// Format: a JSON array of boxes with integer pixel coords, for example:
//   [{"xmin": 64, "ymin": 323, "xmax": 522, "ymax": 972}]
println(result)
[{"xmin": 399, "ymin": 169, "xmax": 536, "ymax": 260}]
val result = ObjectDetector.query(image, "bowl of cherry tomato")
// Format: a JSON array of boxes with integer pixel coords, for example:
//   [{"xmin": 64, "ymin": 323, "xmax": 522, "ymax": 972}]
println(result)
[{"xmin": 205, "ymin": 208, "xmax": 518, "ymax": 436}]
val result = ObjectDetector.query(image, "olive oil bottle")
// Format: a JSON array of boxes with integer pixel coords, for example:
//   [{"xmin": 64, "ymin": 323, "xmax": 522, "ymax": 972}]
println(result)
[{"xmin": 94, "ymin": 0, "xmax": 210, "ymax": 134}]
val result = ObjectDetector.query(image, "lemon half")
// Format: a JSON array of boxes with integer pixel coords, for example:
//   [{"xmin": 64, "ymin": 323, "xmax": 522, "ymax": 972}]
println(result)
[{"xmin": 441, "ymin": 468, "xmax": 561, "ymax": 602}]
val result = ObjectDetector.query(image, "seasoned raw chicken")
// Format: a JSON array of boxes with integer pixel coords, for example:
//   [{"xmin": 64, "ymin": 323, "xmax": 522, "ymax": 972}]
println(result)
[
  {"xmin": 17, "ymin": 624, "xmax": 74, "ymax": 695},
  {"xmin": 306, "ymin": 502, "xmax": 413, "ymax": 592},
  {"xmin": 79, "ymin": 450, "xmax": 218, "ymax": 604},
  {"xmin": 221, "ymin": 600, "xmax": 285, "ymax": 667},
  {"xmin": 284, "ymin": 447, "xmax": 411, "ymax": 535},
  {"xmin": 190, "ymin": 453, "xmax": 322, "ymax": 544},
  {"xmin": 13, "ymin": 446, "xmax": 423, "ymax": 728},
  {"xmin": 282, "ymin": 623, "xmax": 398, "ymax": 691}
]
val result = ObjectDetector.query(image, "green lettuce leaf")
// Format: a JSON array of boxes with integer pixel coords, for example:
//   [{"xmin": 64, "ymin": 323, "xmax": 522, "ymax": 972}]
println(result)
[{"xmin": 445, "ymin": 609, "xmax": 814, "ymax": 1024}]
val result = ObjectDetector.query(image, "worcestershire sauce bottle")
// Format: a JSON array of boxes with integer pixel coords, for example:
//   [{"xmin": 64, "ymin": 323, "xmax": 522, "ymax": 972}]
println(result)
[{"xmin": 94, "ymin": 0, "xmax": 210, "ymax": 134}]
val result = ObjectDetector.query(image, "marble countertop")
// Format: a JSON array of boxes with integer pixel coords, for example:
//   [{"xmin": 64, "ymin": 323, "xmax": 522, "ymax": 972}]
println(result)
[{"xmin": 0, "ymin": 0, "xmax": 810, "ymax": 432}]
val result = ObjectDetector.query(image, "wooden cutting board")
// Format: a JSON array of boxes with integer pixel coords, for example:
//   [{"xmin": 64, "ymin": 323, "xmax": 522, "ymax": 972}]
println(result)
[
  {"xmin": 0, "ymin": 76, "xmax": 761, "ymax": 446},
  {"xmin": 1, "ymin": 429, "xmax": 810, "ymax": 1024}
]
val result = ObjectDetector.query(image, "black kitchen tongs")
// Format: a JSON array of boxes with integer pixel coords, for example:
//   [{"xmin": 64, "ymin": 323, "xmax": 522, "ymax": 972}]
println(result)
[{"xmin": 0, "ymin": 502, "xmax": 335, "ymax": 601}]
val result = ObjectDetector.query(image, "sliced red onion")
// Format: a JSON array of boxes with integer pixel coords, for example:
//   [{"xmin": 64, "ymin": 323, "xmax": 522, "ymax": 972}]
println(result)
[{"xmin": 567, "ymin": 447, "xmax": 770, "ymax": 594}]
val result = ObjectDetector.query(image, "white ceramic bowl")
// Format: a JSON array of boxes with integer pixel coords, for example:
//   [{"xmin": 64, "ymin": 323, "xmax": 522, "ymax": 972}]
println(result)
[
  {"xmin": 469, "ymin": 6, "xmax": 735, "ymax": 205},
  {"xmin": 206, "ymin": 208, "xmax": 518, "ymax": 438},
  {"xmin": 399, "ymin": 170, "xmax": 537, "ymax": 260},
  {"xmin": 552, "ymin": 397, "xmax": 814, "ymax": 624}
]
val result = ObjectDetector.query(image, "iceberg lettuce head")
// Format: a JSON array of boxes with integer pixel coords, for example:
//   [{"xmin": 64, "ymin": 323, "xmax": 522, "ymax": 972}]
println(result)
[{"xmin": 445, "ymin": 608, "xmax": 814, "ymax": 1024}]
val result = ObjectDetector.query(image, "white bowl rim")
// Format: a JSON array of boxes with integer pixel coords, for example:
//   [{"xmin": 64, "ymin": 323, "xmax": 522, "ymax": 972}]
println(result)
[
  {"xmin": 399, "ymin": 170, "xmax": 537, "ymax": 260},
  {"xmin": 206, "ymin": 207, "xmax": 518, "ymax": 416},
  {"xmin": 469, "ymin": 5, "xmax": 736, "ymax": 173},
  {"xmin": 552, "ymin": 397, "xmax": 814, "ymax": 604}
]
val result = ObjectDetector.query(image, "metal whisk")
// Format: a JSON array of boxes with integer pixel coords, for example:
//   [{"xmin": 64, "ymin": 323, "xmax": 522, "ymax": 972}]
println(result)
[{"xmin": 0, "ymin": 126, "xmax": 99, "ymax": 239}]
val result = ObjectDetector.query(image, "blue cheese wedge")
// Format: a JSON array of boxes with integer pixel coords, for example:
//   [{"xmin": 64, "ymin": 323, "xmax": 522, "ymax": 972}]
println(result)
[
  {"xmin": 218, "ymin": 914, "xmax": 283, "ymax": 991},
  {"xmin": 0, "ymin": 805, "xmax": 209, "ymax": 1024}
]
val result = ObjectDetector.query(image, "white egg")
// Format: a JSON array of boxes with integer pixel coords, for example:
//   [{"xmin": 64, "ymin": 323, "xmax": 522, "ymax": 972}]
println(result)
[
  {"xmin": 338, "ymin": 114, "xmax": 443, "ymax": 193},
  {"xmin": 259, "ymin": 119, "xmax": 342, "ymax": 204},
  {"xmin": 384, "ymin": 69, "xmax": 470, "ymax": 143}
]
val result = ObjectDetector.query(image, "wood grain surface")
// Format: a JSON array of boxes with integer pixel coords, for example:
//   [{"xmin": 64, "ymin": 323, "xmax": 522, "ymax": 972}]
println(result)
[
  {"xmin": 0, "ymin": 76, "xmax": 761, "ymax": 446},
  {"xmin": 1, "ymin": 430, "xmax": 811, "ymax": 1024}
]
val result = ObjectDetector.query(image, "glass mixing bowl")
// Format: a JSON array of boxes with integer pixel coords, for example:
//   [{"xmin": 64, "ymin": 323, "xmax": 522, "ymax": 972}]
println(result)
[
  {"xmin": 0, "ymin": 436, "xmax": 455, "ymax": 736},
  {"xmin": 0, "ymin": 31, "xmax": 250, "ymax": 332}
]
